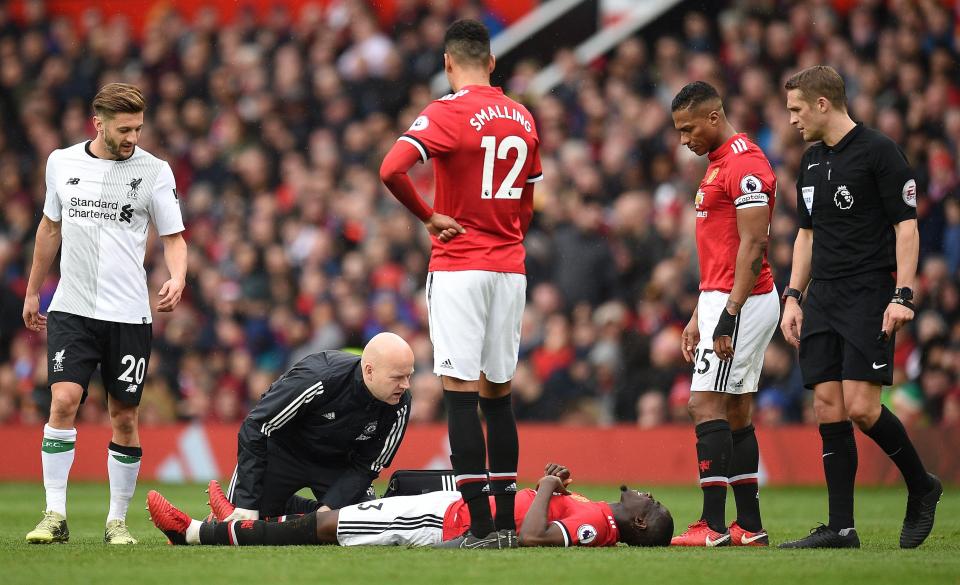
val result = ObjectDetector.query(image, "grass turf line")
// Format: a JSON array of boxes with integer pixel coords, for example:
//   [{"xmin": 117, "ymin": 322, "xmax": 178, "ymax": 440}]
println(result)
[{"xmin": 0, "ymin": 482, "xmax": 957, "ymax": 585}]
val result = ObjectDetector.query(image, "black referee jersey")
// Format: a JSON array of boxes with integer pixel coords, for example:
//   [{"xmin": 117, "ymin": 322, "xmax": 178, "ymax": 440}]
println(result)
[
  {"xmin": 796, "ymin": 123, "xmax": 918, "ymax": 280},
  {"xmin": 232, "ymin": 350, "xmax": 411, "ymax": 511}
]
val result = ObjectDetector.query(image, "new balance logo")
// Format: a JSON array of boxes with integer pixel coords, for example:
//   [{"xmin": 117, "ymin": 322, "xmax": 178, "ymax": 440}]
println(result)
[
  {"xmin": 66, "ymin": 177, "xmax": 80, "ymax": 185},
  {"xmin": 119, "ymin": 204, "xmax": 134, "ymax": 223},
  {"xmin": 322, "ymin": 412, "xmax": 336, "ymax": 420},
  {"xmin": 125, "ymin": 384, "xmax": 138, "ymax": 393},
  {"xmin": 440, "ymin": 359, "xmax": 454, "ymax": 369},
  {"xmin": 52, "ymin": 349, "xmax": 65, "ymax": 372}
]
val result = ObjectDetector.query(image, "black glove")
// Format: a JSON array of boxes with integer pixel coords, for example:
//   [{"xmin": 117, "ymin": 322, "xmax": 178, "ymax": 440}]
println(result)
[{"xmin": 713, "ymin": 309, "xmax": 737, "ymax": 341}]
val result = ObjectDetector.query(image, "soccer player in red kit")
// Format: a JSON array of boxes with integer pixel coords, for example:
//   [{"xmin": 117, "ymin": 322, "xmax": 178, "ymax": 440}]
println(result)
[
  {"xmin": 147, "ymin": 464, "xmax": 674, "ymax": 548},
  {"xmin": 379, "ymin": 19, "xmax": 542, "ymax": 549},
  {"xmin": 669, "ymin": 82, "xmax": 779, "ymax": 547}
]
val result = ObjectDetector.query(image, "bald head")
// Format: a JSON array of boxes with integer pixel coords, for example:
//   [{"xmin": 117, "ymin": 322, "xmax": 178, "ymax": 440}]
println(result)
[{"xmin": 361, "ymin": 332, "xmax": 415, "ymax": 405}]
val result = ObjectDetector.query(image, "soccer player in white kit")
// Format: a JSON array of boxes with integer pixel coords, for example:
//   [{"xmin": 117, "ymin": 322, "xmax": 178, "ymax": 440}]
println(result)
[{"xmin": 22, "ymin": 83, "xmax": 187, "ymax": 545}]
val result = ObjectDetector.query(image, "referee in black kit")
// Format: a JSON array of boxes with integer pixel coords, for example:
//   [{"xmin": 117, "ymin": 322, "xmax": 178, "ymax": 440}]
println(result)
[
  {"xmin": 778, "ymin": 66, "xmax": 942, "ymax": 549},
  {"xmin": 223, "ymin": 332, "xmax": 413, "ymax": 521}
]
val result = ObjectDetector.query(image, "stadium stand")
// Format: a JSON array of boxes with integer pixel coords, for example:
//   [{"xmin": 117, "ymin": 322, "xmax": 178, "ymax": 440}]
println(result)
[{"xmin": 0, "ymin": 0, "xmax": 958, "ymax": 431}]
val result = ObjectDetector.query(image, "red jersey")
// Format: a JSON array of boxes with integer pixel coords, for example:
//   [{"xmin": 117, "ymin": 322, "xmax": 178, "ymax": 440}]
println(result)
[
  {"xmin": 400, "ymin": 85, "xmax": 542, "ymax": 274},
  {"xmin": 442, "ymin": 488, "xmax": 619, "ymax": 547},
  {"xmin": 695, "ymin": 133, "xmax": 776, "ymax": 294}
]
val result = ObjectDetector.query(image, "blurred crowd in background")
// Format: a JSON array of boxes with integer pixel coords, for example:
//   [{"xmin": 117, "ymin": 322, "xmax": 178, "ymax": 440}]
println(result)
[{"xmin": 1, "ymin": 0, "xmax": 959, "ymax": 429}]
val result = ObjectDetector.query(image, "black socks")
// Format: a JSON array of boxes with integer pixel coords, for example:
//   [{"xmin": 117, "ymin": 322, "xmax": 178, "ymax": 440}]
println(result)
[
  {"xmin": 479, "ymin": 394, "xmax": 519, "ymax": 532},
  {"xmin": 729, "ymin": 424, "xmax": 762, "ymax": 532},
  {"xmin": 863, "ymin": 406, "xmax": 933, "ymax": 494},
  {"xmin": 200, "ymin": 512, "xmax": 318, "ymax": 545},
  {"xmin": 820, "ymin": 421, "xmax": 858, "ymax": 531},
  {"xmin": 696, "ymin": 419, "xmax": 732, "ymax": 533},
  {"xmin": 444, "ymin": 390, "xmax": 493, "ymax": 537}
]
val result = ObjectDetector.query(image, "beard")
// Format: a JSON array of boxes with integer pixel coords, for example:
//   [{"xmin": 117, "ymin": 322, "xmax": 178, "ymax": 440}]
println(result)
[{"xmin": 104, "ymin": 131, "xmax": 134, "ymax": 160}]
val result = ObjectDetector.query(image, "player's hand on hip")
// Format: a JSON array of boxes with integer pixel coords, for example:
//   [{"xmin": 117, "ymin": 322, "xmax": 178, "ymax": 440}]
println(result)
[
  {"xmin": 223, "ymin": 507, "xmax": 259, "ymax": 522},
  {"xmin": 780, "ymin": 299, "xmax": 803, "ymax": 349},
  {"xmin": 22, "ymin": 294, "xmax": 47, "ymax": 332},
  {"xmin": 424, "ymin": 212, "xmax": 466, "ymax": 243},
  {"xmin": 156, "ymin": 277, "xmax": 185, "ymax": 312},
  {"xmin": 681, "ymin": 315, "xmax": 700, "ymax": 363},
  {"xmin": 881, "ymin": 302, "xmax": 914, "ymax": 337}
]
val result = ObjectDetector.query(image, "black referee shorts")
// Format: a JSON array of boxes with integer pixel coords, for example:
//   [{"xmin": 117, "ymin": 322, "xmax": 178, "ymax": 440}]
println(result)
[
  {"xmin": 799, "ymin": 271, "xmax": 896, "ymax": 389},
  {"xmin": 46, "ymin": 311, "xmax": 152, "ymax": 406}
]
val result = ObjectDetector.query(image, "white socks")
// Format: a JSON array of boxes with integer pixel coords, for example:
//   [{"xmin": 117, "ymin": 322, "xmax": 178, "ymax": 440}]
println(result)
[
  {"xmin": 107, "ymin": 442, "xmax": 142, "ymax": 523},
  {"xmin": 186, "ymin": 520, "xmax": 202, "ymax": 544},
  {"xmin": 41, "ymin": 424, "xmax": 77, "ymax": 516}
]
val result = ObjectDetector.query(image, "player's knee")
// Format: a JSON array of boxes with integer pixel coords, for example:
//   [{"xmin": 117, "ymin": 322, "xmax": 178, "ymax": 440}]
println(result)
[
  {"xmin": 49, "ymin": 392, "xmax": 81, "ymax": 420},
  {"xmin": 812, "ymin": 393, "xmax": 844, "ymax": 422},
  {"xmin": 846, "ymin": 402, "xmax": 880, "ymax": 431},
  {"xmin": 686, "ymin": 397, "xmax": 724, "ymax": 424}
]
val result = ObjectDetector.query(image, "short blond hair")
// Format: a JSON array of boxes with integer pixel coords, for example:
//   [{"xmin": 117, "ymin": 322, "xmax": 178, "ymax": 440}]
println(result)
[
  {"xmin": 784, "ymin": 65, "xmax": 847, "ymax": 110},
  {"xmin": 92, "ymin": 83, "xmax": 145, "ymax": 119}
]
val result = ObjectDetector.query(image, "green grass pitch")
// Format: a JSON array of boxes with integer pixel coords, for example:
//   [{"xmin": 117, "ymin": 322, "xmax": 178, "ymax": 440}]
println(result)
[{"xmin": 1, "ymin": 481, "xmax": 958, "ymax": 585}]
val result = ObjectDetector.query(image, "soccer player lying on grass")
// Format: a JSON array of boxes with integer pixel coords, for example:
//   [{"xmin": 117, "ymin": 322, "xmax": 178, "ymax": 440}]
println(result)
[{"xmin": 147, "ymin": 464, "xmax": 673, "ymax": 548}]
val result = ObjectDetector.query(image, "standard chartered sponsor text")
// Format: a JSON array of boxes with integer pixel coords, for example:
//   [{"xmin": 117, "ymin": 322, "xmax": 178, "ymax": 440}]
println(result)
[{"xmin": 68, "ymin": 197, "xmax": 119, "ymax": 220}]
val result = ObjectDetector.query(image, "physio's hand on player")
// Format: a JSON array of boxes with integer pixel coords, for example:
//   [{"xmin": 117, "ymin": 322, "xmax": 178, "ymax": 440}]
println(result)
[
  {"xmin": 780, "ymin": 298, "xmax": 803, "ymax": 349},
  {"xmin": 424, "ymin": 212, "xmax": 466, "ymax": 243},
  {"xmin": 156, "ymin": 277, "xmax": 185, "ymax": 312},
  {"xmin": 544, "ymin": 463, "xmax": 572, "ymax": 491},
  {"xmin": 681, "ymin": 316, "xmax": 700, "ymax": 363},
  {"xmin": 223, "ymin": 507, "xmax": 259, "ymax": 522},
  {"xmin": 22, "ymin": 294, "xmax": 47, "ymax": 332},
  {"xmin": 881, "ymin": 302, "xmax": 914, "ymax": 338},
  {"xmin": 536, "ymin": 474, "xmax": 568, "ymax": 495}
]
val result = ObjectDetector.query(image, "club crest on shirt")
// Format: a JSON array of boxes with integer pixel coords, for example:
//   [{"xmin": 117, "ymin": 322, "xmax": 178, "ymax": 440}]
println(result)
[
  {"xmin": 834, "ymin": 184, "xmax": 853, "ymax": 210},
  {"xmin": 356, "ymin": 420, "xmax": 379, "ymax": 440},
  {"xmin": 127, "ymin": 177, "xmax": 143, "ymax": 199},
  {"xmin": 705, "ymin": 168, "xmax": 719, "ymax": 184}
]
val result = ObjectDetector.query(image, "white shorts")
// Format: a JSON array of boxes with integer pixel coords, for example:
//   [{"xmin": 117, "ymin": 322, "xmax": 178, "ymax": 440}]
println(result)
[
  {"xmin": 691, "ymin": 289, "xmax": 779, "ymax": 394},
  {"xmin": 426, "ymin": 270, "xmax": 526, "ymax": 383},
  {"xmin": 336, "ymin": 491, "xmax": 462, "ymax": 547}
]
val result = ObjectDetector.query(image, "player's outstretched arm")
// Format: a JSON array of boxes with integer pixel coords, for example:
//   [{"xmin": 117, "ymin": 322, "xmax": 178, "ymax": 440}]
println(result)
[
  {"xmin": 157, "ymin": 232, "xmax": 186, "ymax": 312},
  {"xmin": 22, "ymin": 215, "xmax": 62, "ymax": 332},
  {"xmin": 518, "ymin": 475, "xmax": 567, "ymax": 547}
]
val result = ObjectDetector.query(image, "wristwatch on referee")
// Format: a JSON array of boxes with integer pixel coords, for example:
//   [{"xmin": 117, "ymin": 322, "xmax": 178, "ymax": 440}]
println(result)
[
  {"xmin": 891, "ymin": 287, "xmax": 915, "ymax": 311},
  {"xmin": 781, "ymin": 287, "xmax": 803, "ymax": 304}
]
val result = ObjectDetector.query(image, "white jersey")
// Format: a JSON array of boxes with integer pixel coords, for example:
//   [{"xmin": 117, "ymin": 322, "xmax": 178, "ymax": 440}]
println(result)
[{"xmin": 43, "ymin": 142, "xmax": 184, "ymax": 324}]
